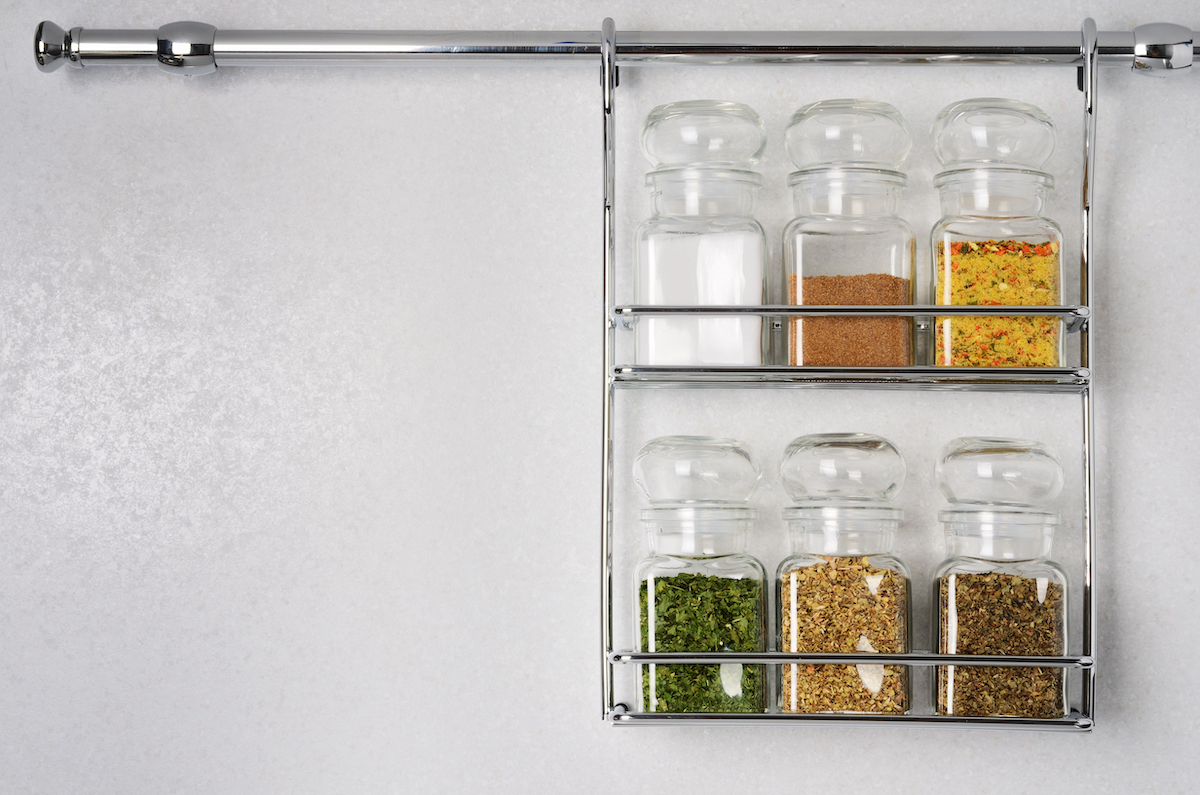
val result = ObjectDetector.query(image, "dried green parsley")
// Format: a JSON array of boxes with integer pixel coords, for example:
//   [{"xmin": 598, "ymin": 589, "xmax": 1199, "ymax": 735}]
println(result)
[
  {"xmin": 638, "ymin": 572, "xmax": 765, "ymax": 713},
  {"xmin": 937, "ymin": 571, "xmax": 1066, "ymax": 718}
]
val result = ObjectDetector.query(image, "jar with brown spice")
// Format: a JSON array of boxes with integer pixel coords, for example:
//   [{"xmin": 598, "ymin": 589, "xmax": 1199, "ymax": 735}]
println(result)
[
  {"xmin": 782, "ymin": 100, "xmax": 915, "ymax": 367},
  {"xmin": 934, "ymin": 437, "xmax": 1069, "ymax": 718},
  {"xmin": 777, "ymin": 433, "xmax": 911, "ymax": 714}
]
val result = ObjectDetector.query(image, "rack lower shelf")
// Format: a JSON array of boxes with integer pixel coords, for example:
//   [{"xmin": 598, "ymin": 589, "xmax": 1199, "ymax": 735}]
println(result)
[{"xmin": 611, "ymin": 708, "xmax": 1093, "ymax": 731}]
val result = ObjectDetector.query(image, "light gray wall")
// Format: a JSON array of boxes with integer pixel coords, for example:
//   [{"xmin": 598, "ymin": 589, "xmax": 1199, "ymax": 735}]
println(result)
[{"xmin": 2, "ymin": 1, "xmax": 1198, "ymax": 792}]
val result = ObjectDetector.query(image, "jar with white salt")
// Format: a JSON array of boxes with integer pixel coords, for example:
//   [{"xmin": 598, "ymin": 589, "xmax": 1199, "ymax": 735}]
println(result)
[{"xmin": 635, "ymin": 101, "xmax": 768, "ymax": 366}]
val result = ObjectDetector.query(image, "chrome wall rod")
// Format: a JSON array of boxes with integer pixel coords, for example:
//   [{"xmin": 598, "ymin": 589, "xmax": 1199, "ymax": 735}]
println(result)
[{"xmin": 35, "ymin": 21, "xmax": 1195, "ymax": 74}]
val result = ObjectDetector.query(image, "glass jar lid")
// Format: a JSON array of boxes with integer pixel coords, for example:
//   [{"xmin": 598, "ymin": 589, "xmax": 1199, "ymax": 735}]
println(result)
[
  {"xmin": 633, "ymin": 436, "xmax": 760, "ymax": 504},
  {"xmin": 931, "ymin": 97, "xmax": 1056, "ymax": 170},
  {"xmin": 641, "ymin": 100, "xmax": 767, "ymax": 169},
  {"xmin": 936, "ymin": 437, "xmax": 1064, "ymax": 507},
  {"xmin": 780, "ymin": 433, "xmax": 906, "ymax": 503},
  {"xmin": 784, "ymin": 99, "xmax": 911, "ymax": 170}
]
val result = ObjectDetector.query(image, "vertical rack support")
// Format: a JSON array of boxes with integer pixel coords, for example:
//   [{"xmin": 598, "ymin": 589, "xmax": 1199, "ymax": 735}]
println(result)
[
  {"xmin": 600, "ymin": 17, "xmax": 618, "ymax": 720},
  {"xmin": 1079, "ymin": 17, "xmax": 1100, "ymax": 725}
]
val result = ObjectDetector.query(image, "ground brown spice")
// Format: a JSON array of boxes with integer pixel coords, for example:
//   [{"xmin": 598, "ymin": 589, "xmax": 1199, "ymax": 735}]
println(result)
[
  {"xmin": 937, "ymin": 572, "xmax": 1066, "ymax": 718},
  {"xmin": 779, "ymin": 556, "xmax": 908, "ymax": 713},
  {"xmin": 789, "ymin": 273, "xmax": 912, "ymax": 366}
]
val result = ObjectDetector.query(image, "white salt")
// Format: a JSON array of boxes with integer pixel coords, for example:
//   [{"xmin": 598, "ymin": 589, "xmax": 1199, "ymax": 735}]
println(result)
[{"xmin": 636, "ymin": 231, "xmax": 764, "ymax": 365}]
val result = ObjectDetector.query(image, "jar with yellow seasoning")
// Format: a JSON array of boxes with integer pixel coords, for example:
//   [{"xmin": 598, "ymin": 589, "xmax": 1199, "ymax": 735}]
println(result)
[{"xmin": 930, "ymin": 99, "xmax": 1064, "ymax": 368}]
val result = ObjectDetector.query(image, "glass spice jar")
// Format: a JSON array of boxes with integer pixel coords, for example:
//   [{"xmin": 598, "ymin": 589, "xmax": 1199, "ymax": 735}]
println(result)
[
  {"xmin": 635, "ymin": 101, "xmax": 769, "ymax": 366},
  {"xmin": 934, "ymin": 437, "xmax": 1069, "ymax": 718},
  {"xmin": 782, "ymin": 100, "xmax": 915, "ymax": 367},
  {"xmin": 930, "ymin": 98, "xmax": 1064, "ymax": 368},
  {"xmin": 632, "ymin": 436, "xmax": 767, "ymax": 713},
  {"xmin": 777, "ymin": 433, "xmax": 911, "ymax": 714}
]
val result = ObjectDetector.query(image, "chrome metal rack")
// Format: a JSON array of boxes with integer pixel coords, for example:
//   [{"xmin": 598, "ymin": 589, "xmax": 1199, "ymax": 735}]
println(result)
[{"xmin": 34, "ymin": 17, "xmax": 1197, "ymax": 732}]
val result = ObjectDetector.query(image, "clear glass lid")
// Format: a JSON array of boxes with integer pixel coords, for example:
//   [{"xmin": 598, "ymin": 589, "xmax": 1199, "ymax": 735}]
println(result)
[
  {"xmin": 784, "ymin": 99, "xmax": 911, "ymax": 170},
  {"xmin": 931, "ymin": 97, "xmax": 1056, "ymax": 170},
  {"xmin": 936, "ymin": 437, "xmax": 1064, "ymax": 508},
  {"xmin": 633, "ymin": 436, "xmax": 760, "ymax": 504},
  {"xmin": 641, "ymin": 100, "xmax": 767, "ymax": 169},
  {"xmin": 780, "ymin": 433, "xmax": 906, "ymax": 503}
]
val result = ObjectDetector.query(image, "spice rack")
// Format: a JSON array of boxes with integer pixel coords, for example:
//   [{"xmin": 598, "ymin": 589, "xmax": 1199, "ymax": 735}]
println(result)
[{"xmin": 33, "ymin": 16, "xmax": 1198, "ymax": 733}]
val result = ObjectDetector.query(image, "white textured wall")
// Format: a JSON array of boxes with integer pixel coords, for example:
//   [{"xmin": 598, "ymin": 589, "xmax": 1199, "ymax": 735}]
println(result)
[{"xmin": 2, "ymin": 1, "xmax": 1198, "ymax": 792}]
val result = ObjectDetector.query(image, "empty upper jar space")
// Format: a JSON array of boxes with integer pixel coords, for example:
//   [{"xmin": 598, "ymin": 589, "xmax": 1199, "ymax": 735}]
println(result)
[
  {"xmin": 633, "ymin": 436, "xmax": 761, "ymax": 504},
  {"xmin": 931, "ymin": 98, "xmax": 1056, "ymax": 171},
  {"xmin": 641, "ymin": 100, "xmax": 767, "ymax": 169},
  {"xmin": 784, "ymin": 99, "xmax": 911, "ymax": 170},
  {"xmin": 936, "ymin": 437, "xmax": 1064, "ymax": 507},
  {"xmin": 780, "ymin": 433, "xmax": 906, "ymax": 503}
]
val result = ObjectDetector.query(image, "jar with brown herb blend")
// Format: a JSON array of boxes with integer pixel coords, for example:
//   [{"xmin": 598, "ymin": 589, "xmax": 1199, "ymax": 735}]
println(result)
[
  {"xmin": 632, "ymin": 436, "xmax": 767, "ymax": 713},
  {"xmin": 782, "ymin": 100, "xmax": 915, "ymax": 367},
  {"xmin": 777, "ymin": 433, "xmax": 910, "ymax": 714},
  {"xmin": 934, "ymin": 437, "xmax": 1069, "ymax": 718},
  {"xmin": 635, "ymin": 101, "xmax": 769, "ymax": 366},
  {"xmin": 930, "ymin": 99, "xmax": 1064, "ymax": 368}
]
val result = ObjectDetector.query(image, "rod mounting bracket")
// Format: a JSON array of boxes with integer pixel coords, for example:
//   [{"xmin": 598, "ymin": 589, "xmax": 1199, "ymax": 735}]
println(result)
[
  {"xmin": 157, "ymin": 21, "xmax": 217, "ymax": 75},
  {"xmin": 1132, "ymin": 22, "xmax": 1193, "ymax": 75}
]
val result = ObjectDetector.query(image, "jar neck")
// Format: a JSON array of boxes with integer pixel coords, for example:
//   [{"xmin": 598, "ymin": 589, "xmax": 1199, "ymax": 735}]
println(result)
[
  {"xmin": 789, "ymin": 169, "xmax": 904, "ymax": 218},
  {"xmin": 935, "ymin": 167, "xmax": 1052, "ymax": 218},
  {"xmin": 643, "ymin": 506, "xmax": 754, "ymax": 557},
  {"xmin": 941, "ymin": 508, "xmax": 1056, "ymax": 561},
  {"xmin": 784, "ymin": 505, "xmax": 899, "ymax": 556},
  {"xmin": 649, "ymin": 169, "xmax": 761, "ymax": 217}
]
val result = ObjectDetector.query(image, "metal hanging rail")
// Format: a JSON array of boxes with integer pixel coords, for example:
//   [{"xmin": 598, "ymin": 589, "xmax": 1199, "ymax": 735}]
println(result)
[
  {"xmin": 34, "ymin": 21, "xmax": 1196, "ymax": 73},
  {"xmin": 32, "ymin": 15, "xmax": 1196, "ymax": 733}
]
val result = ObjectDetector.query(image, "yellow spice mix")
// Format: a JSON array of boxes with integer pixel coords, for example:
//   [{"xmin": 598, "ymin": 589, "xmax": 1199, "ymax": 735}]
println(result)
[{"xmin": 935, "ymin": 239, "xmax": 1060, "ymax": 367}]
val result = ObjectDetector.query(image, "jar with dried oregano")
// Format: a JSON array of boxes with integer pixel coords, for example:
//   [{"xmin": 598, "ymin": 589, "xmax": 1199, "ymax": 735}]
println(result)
[
  {"xmin": 934, "ymin": 437, "xmax": 1069, "ymax": 718},
  {"xmin": 632, "ymin": 436, "xmax": 767, "ymax": 714},
  {"xmin": 930, "ymin": 99, "xmax": 1064, "ymax": 367},
  {"xmin": 777, "ymin": 433, "xmax": 911, "ymax": 714},
  {"xmin": 783, "ymin": 100, "xmax": 915, "ymax": 367}
]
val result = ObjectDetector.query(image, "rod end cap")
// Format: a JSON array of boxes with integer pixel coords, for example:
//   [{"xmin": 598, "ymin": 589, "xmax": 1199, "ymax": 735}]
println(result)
[{"xmin": 35, "ymin": 21, "xmax": 79, "ymax": 73}]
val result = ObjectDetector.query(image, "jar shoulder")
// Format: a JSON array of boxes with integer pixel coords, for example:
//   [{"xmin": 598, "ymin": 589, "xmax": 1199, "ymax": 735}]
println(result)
[
  {"xmin": 777, "ymin": 552, "xmax": 910, "ymax": 580},
  {"xmin": 932, "ymin": 215, "xmax": 1063, "ymax": 241},
  {"xmin": 638, "ymin": 215, "xmax": 766, "ymax": 237},
  {"xmin": 784, "ymin": 215, "xmax": 915, "ymax": 237},
  {"xmin": 934, "ymin": 556, "xmax": 1068, "ymax": 586},
  {"xmin": 638, "ymin": 553, "xmax": 766, "ymax": 581}
]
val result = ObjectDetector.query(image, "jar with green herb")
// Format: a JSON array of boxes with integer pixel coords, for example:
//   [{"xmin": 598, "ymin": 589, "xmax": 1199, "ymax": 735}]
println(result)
[
  {"xmin": 777, "ymin": 433, "xmax": 911, "ymax": 714},
  {"xmin": 934, "ymin": 437, "xmax": 1068, "ymax": 718},
  {"xmin": 633, "ymin": 436, "xmax": 766, "ymax": 713}
]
